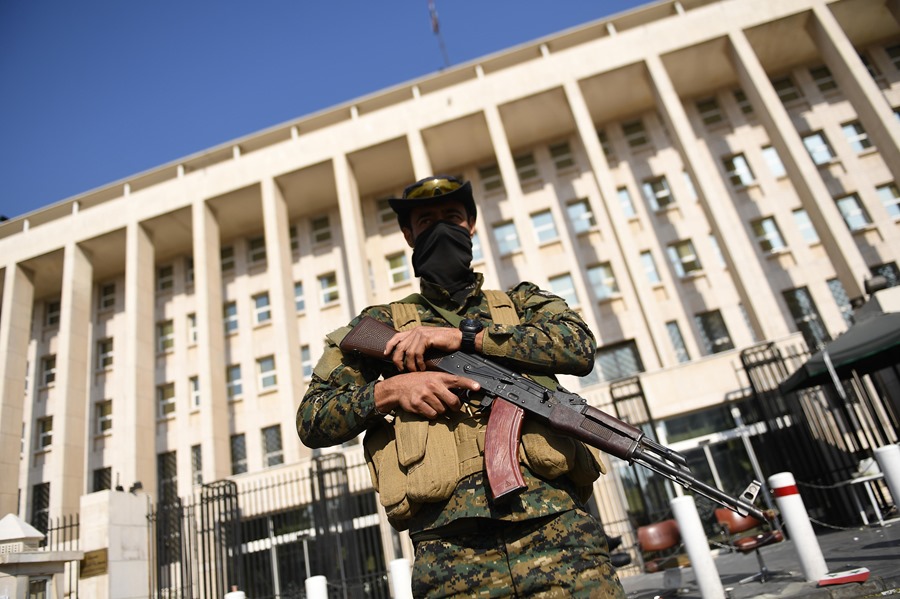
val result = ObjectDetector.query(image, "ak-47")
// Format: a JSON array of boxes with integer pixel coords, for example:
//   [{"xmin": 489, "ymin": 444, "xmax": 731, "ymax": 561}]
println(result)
[{"xmin": 341, "ymin": 316, "xmax": 767, "ymax": 522}]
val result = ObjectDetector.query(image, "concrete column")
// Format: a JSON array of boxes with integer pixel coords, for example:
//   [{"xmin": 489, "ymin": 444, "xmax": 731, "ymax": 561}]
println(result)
[
  {"xmin": 407, "ymin": 128, "xmax": 433, "ymax": 181},
  {"xmin": 809, "ymin": 4, "xmax": 900, "ymax": 184},
  {"xmin": 727, "ymin": 29, "xmax": 869, "ymax": 299},
  {"xmin": 52, "ymin": 243, "xmax": 93, "ymax": 516},
  {"xmin": 0, "ymin": 264, "xmax": 35, "ymax": 515},
  {"xmin": 644, "ymin": 53, "xmax": 789, "ymax": 342},
  {"xmin": 121, "ymin": 223, "xmax": 156, "ymax": 498},
  {"xmin": 563, "ymin": 79, "xmax": 667, "ymax": 368},
  {"xmin": 191, "ymin": 200, "xmax": 230, "ymax": 482},
  {"xmin": 79, "ymin": 490, "xmax": 150, "ymax": 599},
  {"xmin": 332, "ymin": 154, "xmax": 370, "ymax": 313},
  {"xmin": 483, "ymin": 104, "xmax": 523, "ymax": 200},
  {"xmin": 261, "ymin": 177, "xmax": 305, "ymax": 465}
]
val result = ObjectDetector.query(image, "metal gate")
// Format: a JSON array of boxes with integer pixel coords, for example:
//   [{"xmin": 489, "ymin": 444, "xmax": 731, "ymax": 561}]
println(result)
[{"xmin": 740, "ymin": 341, "xmax": 899, "ymax": 525}]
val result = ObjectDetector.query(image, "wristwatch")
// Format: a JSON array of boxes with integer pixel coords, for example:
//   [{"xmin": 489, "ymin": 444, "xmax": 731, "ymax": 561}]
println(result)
[{"xmin": 459, "ymin": 318, "xmax": 483, "ymax": 353}]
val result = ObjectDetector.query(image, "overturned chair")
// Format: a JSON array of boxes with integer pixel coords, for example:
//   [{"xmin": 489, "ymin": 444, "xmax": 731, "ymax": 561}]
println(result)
[{"xmin": 715, "ymin": 507, "xmax": 784, "ymax": 583}]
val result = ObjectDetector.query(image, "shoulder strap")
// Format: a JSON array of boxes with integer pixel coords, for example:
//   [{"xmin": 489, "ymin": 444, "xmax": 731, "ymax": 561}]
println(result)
[{"xmin": 483, "ymin": 289, "xmax": 519, "ymax": 326}]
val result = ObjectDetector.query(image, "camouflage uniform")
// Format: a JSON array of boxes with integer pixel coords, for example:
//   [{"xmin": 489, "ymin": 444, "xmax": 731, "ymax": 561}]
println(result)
[{"xmin": 297, "ymin": 273, "xmax": 626, "ymax": 598}]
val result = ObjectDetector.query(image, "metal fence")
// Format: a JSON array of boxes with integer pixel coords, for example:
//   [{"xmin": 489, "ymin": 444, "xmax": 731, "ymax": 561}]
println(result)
[{"xmin": 41, "ymin": 513, "xmax": 80, "ymax": 598}]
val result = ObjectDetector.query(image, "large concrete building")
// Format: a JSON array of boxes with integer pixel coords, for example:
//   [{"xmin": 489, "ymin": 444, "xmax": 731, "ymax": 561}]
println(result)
[{"xmin": 1, "ymin": 0, "xmax": 899, "ymax": 592}]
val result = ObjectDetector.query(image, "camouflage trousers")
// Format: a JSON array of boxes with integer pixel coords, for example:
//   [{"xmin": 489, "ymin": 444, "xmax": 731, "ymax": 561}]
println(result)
[{"xmin": 410, "ymin": 509, "xmax": 627, "ymax": 598}]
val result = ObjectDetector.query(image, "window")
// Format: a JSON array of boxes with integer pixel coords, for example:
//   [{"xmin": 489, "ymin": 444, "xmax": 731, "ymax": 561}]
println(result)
[
  {"xmin": 189, "ymin": 376, "xmax": 200, "ymax": 409},
  {"xmin": 157, "ymin": 383, "xmax": 176, "ymax": 418},
  {"xmin": 93, "ymin": 467, "xmax": 112, "ymax": 492},
  {"xmin": 666, "ymin": 321, "xmax": 691, "ymax": 363},
  {"xmin": 37, "ymin": 417, "xmax": 53, "ymax": 450},
  {"xmin": 220, "ymin": 246, "xmax": 235, "ymax": 272},
  {"xmin": 253, "ymin": 292, "xmax": 271, "ymax": 324},
  {"xmin": 301, "ymin": 345, "xmax": 313, "ymax": 380},
  {"xmin": 836, "ymin": 193, "xmax": 872, "ymax": 231},
  {"xmin": 478, "ymin": 164, "xmax": 504, "ymax": 193},
  {"xmin": 319, "ymin": 272, "xmax": 339, "ymax": 304},
  {"xmin": 224, "ymin": 302, "xmax": 238, "ymax": 334},
  {"xmin": 548, "ymin": 273, "xmax": 578, "ymax": 307},
  {"xmin": 157, "ymin": 451, "xmax": 178, "ymax": 504},
  {"xmin": 696, "ymin": 98, "xmax": 724, "ymax": 126},
  {"xmin": 762, "ymin": 146, "xmax": 786, "ymax": 178},
  {"xmin": 257, "ymin": 355, "xmax": 277, "ymax": 390},
  {"xmin": 617, "ymin": 187, "xmax": 637, "ymax": 217},
  {"xmin": 226, "ymin": 365, "xmax": 243, "ymax": 400},
  {"xmin": 311, "ymin": 216, "xmax": 332, "ymax": 245},
  {"xmin": 566, "ymin": 199, "xmax": 595, "ymax": 234},
  {"xmin": 888, "ymin": 43, "xmax": 900, "ymax": 71},
  {"xmin": 41, "ymin": 355, "xmax": 56, "ymax": 387},
  {"xmin": 262, "ymin": 425, "xmax": 284, "ymax": 467},
  {"xmin": 871, "ymin": 262, "xmax": 900, "ymax": 288},
  {"xmin": 549, "ymin": 141, "xmax": 575, "ymax": 171},
  {"xmin": 642, "ymin": 176, "xmax": 675, "ymax": 210},
  {"xmin": 682, "ymin": 171, "xmax": 698, "ymax": 201},
  {"xmin": 191, "ymin": 445, "xmax": 203, "ymax": 486},
  {"xmin": 809, "ymin": 65, "xmax": 837, "ymax": 92},
  {"xmin": 294, "ymin": 282, "xmax": 306, "ymax": 312},
  {"xmin": 96, "ymin": 338, "xmax": 114, "ymax": 369},
  {"xmin": 289, "ymin": 225, "xmax": 299, "ymax": 253},
  {"xmin": 587, "ymin": 263, "xmax": 618, "ymax": 300},
  {"xmin": 471, "ymin": 232, "xmax": 483, "ymax": 262},
  {"xmin": 492, "ymin": 221, "xmax": 521, "ymax": 255},
  {"xmin": 597, "ymin": 129, "xmax": 616, "ymax": 162},
  {"xmin": 514, "ymin": 152, "xmax": 539, "ymax": 183},
  {"xmin": 877, "ymin": 183, "xmax": 900, "ymax": 219},
  {"xmin": 185, "ymin": 257, "xmax": 194, "ymax": 286},
  {"xmin": 157, "ymin": 320, "xmax": 175, "ymax": 352},
  {"xmin": 96, "ymin": 399, "xmax": 112, "ymax": 434},
  {"xmin": 157, "ymin": 265, "xmax": 174, "ymax": 292},
  {"xmin": 667, "ymin": 240, "xmax": 702, "ymax": 277},
  {"xmin": 231, "ymin": 434, "xmax": 247, "ymax": 475},
  {"xmin": 827, "ymin": 278, "xmax": 854, "ymax": 327},
  {"xmin": 98, "ymin": 283, "xmax": 116, "ymax": 311},
  {"xmin": 723, "ymin": 154, "xmax": 755, "ymax": 187},
  {"xmin": 31, "ymin": 482, "xmax": 50, "ymax": 535},
  {"xmin": 802, "ymin": 132, "xmax": 835, "ymax": 165},
  {"xmin": 733, "ymin": 89, "xmax": 753, "ymax": 114},
  {"xmin": 622, "ymin": 119, "xmax": 649, "ymax": 149},
  {"xmin": 387, "ymin": 253, "xmax": 410, "ymax": 285},
  {"xmin": 531, "ymin": 210, "xmax": 559, "ymax": 244},
  {"xmin": 772, "ymin": 76, "xmax": 802, "ymax": 103},
  {"xmin": 793, "ymin": 209, "xmax": 820, "ymax": 244},
  {"xmin": 709, "ymin": 234, "xmax": 726, "ymax": 268},
  {"xmin": 783, "ymin": 287, "xmax": 830, "ymax": 350},
  {"xmin": 694, "ymin": 310, "xmax": 734, "ymax": 355},
  {"xmin": 187, "ymin": 313, "xmax": 198, "ymax": 344},
  {"xmin": 842, "ymin": 121, "xmax": 872, "ymax": 153},
  {"xmin": 45, "ymin": 300, "xmax": 61, "ymax": 327},
  {"xmin": 859, "ymin": 52, "xmax": 880, "ymax": 79},
  {"xmin": 640, "ymin": 251, "xmax": 661, "ymax": 284},
  {"xmin": 751, "ymin": 217, "xmax": 786, "ymax": 253},
  {"xmin": 247, "ymin": 236, "xmax": 266, "ymax": 265},
  {"xmin": 376, "ymin": 198, "xmax": 395, "ymax": 226},
  {"xmin": 581, "ymin": 341, "xmax": 644, "ymax": 386}
]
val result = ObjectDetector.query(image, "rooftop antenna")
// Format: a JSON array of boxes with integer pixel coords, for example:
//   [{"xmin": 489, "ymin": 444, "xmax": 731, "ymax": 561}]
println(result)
[{"xmin": 429, "ymin": 0, "xmax": 450, "ymax": 68}]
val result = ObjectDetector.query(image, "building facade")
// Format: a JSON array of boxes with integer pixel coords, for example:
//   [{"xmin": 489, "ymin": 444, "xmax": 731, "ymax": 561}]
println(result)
[{"xmin": 1, "ymin": 0, "xmax": 900, "ymax": 590}]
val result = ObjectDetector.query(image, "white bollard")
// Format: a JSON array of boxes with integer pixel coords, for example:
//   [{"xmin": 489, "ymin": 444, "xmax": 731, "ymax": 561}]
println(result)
[
  {"xmin": 390, "ymin": 558, "xmax": 414, "ymax": 599},
  {"xmin": 874, "ymin": 445, "xmax": 900, "ymax": 510},
  {"xmin": 305, "ymin": 575, "xmax": 328, "ymax": 599},
  {"xmin": 768, "ymin": 472, "xmax": 828, "ymax": 581},
  {"xmin": 671, "ymin": 495, "xmax": 724, "ymax": 599}
]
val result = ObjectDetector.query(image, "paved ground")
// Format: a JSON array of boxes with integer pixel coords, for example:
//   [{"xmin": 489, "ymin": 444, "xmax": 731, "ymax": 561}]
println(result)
[{"xmin": 620, "ymin": 521, "xmax": 900, "ymax": 598}]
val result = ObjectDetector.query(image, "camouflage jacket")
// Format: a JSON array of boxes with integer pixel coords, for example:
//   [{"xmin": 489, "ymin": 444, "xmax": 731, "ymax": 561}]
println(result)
[{"xmin": 296, "ymin": 273, "xmax": 598, "ymax": 532}]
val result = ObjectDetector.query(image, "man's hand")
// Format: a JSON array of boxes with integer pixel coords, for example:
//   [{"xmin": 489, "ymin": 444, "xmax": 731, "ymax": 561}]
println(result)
[
  {"xmin": 374, "ymin": 371, "xmax": 481, "ymax": 419},
  {"xmin": 384, "ymin": 326, "xmax": 465, "ymax": 372}
]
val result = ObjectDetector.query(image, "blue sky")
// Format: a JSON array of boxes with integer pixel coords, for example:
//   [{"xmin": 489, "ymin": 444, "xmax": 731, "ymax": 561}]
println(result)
[{"xmin": 0, "ymin": 1, "xmax": 647, "ymax": 219}]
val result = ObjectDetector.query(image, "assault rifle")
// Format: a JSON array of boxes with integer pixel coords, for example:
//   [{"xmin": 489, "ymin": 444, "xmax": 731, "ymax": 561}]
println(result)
[{"xmin": 341, "ymin": 316, "xmax": 767, "ymax": 521}]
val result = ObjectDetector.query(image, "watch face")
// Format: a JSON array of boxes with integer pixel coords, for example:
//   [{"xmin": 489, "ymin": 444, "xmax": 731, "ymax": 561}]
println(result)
[{"xmin": 461, "ymin": 318, "xmax": 483, "ymax": 332}]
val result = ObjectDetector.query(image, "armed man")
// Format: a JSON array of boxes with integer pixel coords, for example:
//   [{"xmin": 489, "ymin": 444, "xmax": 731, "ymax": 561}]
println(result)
[{"xmin": 297, "ymin": 175, "xmax": 626, "ymax": 597}]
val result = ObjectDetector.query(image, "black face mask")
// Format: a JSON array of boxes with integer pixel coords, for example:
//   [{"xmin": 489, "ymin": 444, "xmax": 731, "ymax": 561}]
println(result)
[{"xmin": 411, "ymin": 221, "xmax": 474, "ymax": 293}]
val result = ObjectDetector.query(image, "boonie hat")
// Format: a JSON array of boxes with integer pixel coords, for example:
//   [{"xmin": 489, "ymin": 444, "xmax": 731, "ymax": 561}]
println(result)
[{"xmin": 388, "ymin": 175, "xmax": 477, "ymax": 221}]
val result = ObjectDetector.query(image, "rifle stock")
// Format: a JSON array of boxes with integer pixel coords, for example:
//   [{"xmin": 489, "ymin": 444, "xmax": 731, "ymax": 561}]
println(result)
[{"xmin": 341, "ymin": 316, "xmax": 768, "ymax": 521}]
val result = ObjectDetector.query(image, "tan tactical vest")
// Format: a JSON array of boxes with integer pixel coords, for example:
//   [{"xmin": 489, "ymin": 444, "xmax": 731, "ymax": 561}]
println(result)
[{"xmin": 363, "ymin": 290, "xmax": 604, "ymax": 523}]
